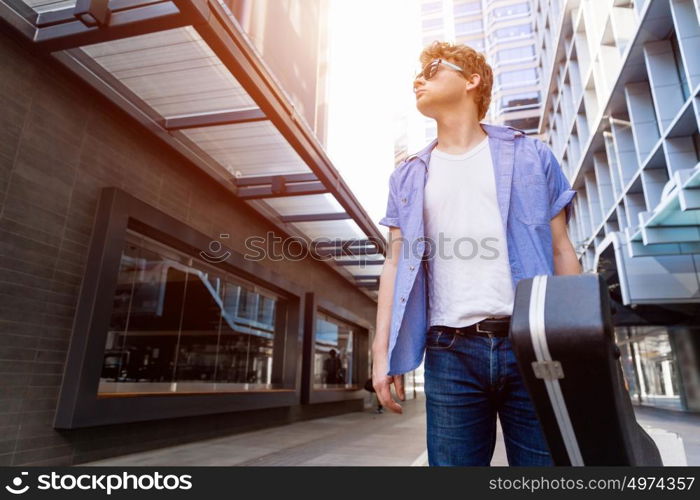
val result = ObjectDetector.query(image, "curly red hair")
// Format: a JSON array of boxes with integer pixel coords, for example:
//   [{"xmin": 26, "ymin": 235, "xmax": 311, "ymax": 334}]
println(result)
[{"xmin": 419, "ymin": 41, "xmax": 493, "ymax": 121}]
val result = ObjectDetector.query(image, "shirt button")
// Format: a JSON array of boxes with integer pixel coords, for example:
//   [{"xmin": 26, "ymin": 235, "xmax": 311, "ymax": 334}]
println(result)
[
  {"xmin": 400, "ymin": 297, "xmax": 406, "ymax": 303},
  {"xmin": 409, "ymin": 265, "xmax": 415, "ymax": 271},
  {"xmin": 401, "ymin": 197, "xmax": 407, "ymax": 204}
]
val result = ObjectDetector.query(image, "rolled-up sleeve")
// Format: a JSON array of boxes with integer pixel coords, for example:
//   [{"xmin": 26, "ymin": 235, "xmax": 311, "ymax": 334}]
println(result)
[
  {"xmin": 538, "ymin": 140, "xmax": 577, "ymax": 225},
  {"xmin": 378, "ymin": 172, "xmax": 400, "ymax": 228}
]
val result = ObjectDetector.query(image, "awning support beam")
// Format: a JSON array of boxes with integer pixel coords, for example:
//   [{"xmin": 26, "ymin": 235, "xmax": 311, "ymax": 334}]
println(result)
[
  {"xmin": 163, "ymin": 107, "xmax": 267, "ymax": 130},
  {"xmin": 280, "ymin": 213, "xmax": 351, "ymax": 223}
]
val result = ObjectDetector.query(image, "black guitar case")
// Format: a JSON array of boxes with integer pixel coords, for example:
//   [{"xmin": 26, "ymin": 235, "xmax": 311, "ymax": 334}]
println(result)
[{"xmin": 509, "ymin": 273, "xmax": 663, "ymax": 465}]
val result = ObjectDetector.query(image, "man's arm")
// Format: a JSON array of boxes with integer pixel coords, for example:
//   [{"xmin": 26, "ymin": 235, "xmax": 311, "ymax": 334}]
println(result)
[
  {"xmin": 372, "ymin": 226, "xmax": 405, "ymax": 414},
  {"xmin": 551, "ymin": 209, "xmax": 582, "ymax": 275}
]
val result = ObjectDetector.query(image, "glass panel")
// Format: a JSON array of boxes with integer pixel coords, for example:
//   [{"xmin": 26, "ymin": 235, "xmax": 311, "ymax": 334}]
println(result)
[
  {"xmin": 421, "ymin": 1, "xmax": 441, "ymax": 14},
  {"xmin": 501, "ymin": 91, "xmax": 540, "ymax": 109},
  {"xmin": 291, "ymin": 219, "xmax": 366, "ymax": 241},
  {"xmin": 497, "ymin": 68, "xmax": 538, "ymax": 89},
  {"xmin": 496, "ymin": 44, "xmax": 535, "ymax": 63},
  {"xmin": 99, "ymin": 230, "xmax": 287, "ymax": 395},
  {"xmin": 21, "ymin": 0, "xmax": 75, "ymax": 13},
  {"xmin": 181, "ymin": 121, "xmax": 311, "ymax": 177},
  {"xmin": 314, "ymin": 311, "xmax": 358, "ymax": 389},
  {"xmin": 260, "ymin": 193, "xmax": 343, "ymax": 217},
  {"xmin": 454, "ymin": 1, "xmax": 481, "ymax": 16},
  {"xmin": 617, "ymin": 341, "xmax": 640, "ymax": 401},
  {"xmin": 490, "ymin": 22, "xmax": 532, "ymax": 43},
  {"xmin": 489, "ymin": 2, "xmax": 530, "ymax": 22},
  {"xmin": 630, "ymin": 327, "xmax": 682, "ymax": 410},
  {"xmin": 81, "ymin": 26, "xmax": 257, "ymax": 117},
  {"xmin": 455, "ymin": 19, "xmax": 482, "ymax": 36},
  {"xmin": 422, "ymin": 18, "xmax": 443, "ymax": 30},
  {"xmin": 504, "ymin": 116, "xmax": 539, "ymax": 132}
]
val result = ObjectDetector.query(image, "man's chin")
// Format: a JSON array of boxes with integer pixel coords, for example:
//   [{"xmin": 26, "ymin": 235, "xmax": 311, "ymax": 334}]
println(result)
[{"xmin": 416, "ymin": 102, "xmax": 432, "ymax": 118}]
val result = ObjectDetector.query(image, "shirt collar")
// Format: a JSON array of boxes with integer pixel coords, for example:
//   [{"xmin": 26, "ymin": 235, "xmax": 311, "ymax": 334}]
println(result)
[{"xmin": 405, "ymin": 122, "xmax": 517, "ymax": 166}]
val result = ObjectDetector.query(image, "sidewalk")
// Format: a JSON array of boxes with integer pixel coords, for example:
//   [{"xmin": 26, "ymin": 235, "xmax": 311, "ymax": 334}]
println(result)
[
  {"xmin": 634, "ymin": 405, "xmax": 700, "ymax": 465},
  {"xmin": 79, "ymin": 393, "xmax": 697, "ymax": 466},
  {"xmin": 81, "ymin": 396, "xmax": 430, "ymax": 467}
]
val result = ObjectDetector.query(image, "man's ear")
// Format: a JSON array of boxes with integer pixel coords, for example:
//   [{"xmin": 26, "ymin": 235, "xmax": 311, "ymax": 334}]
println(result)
[{"xmin": 466, "ymin": 73, "xmax": 480, "ymax": 91}]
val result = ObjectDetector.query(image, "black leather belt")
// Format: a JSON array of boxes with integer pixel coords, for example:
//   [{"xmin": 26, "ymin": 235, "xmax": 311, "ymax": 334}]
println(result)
[{"xmin": 433, "ymin": 316, "xmax": 511, "ymax": 337}]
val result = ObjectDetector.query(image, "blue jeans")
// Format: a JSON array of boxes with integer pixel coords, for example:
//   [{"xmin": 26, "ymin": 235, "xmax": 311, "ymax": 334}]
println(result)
[{"xmin": 424, "ymin": 325, "xmax": 554, "ymax": 466}]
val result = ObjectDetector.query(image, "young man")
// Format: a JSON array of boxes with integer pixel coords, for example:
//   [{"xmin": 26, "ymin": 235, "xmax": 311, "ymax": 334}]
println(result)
[{"xmin": 372, "ymin": 42, "xmax": 582, "ymax": 466}]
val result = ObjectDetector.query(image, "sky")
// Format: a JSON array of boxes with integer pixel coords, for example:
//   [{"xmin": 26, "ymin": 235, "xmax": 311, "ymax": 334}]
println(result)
[{"xmin": 325, "ymin": 0, "xmax": 424, "ymax": 235}]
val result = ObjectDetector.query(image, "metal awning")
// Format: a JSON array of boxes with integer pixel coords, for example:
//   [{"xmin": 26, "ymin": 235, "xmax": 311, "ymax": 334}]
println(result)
[{"xmin": 0, "ymin": 0, "xmax": 386, "ymax": 298}]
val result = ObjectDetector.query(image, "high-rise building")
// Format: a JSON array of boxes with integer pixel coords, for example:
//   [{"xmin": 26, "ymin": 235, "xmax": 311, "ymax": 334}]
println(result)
[{"xmin": 536, "ymin": 0, "xmax": 700, "ymax": 412}]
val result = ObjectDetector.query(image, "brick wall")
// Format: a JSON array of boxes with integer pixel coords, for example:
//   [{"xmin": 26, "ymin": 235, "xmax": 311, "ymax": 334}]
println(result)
[{"xmin": 0, "ymin": 25, "xmax": 376, "ymax": 466}]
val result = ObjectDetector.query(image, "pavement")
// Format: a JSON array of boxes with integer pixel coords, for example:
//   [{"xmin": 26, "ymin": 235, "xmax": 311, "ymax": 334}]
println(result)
[{"xmin": 79, "ymin": 393, "xmax": 700, "ymax": 467}]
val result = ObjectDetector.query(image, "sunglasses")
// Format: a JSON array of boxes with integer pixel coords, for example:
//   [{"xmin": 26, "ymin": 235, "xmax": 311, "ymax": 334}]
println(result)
[{"xmin": 414, "ymin": 58, "xmax": 465, "ymax": 81}]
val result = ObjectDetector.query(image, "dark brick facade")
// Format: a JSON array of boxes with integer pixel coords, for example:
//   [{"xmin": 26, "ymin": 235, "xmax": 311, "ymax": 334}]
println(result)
[{"xmin": 0, "ymin": 25, "xmax": 376, "ymax": 466}]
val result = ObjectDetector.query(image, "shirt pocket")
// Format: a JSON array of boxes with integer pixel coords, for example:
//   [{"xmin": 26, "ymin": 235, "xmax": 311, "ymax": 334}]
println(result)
[{"xmin": 513, "ymin": 173, "xmax": 550, "ymax": 225}]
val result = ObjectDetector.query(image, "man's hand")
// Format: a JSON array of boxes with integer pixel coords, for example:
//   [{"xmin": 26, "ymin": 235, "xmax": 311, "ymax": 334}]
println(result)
[
  {"xmin": 372, "ymin": 225, "xmax": 405, "ymax": 414},
  {"xmin": 372, "ymin": 354, "xmax": 405, "ymax": 414}
]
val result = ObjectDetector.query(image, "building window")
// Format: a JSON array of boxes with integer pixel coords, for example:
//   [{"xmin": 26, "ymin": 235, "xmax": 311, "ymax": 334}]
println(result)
[
  {"xmin": 422, "ymin": 17, "xmax": 443, "ymax": 30},
  {"xmin": 99, "ymin": 229, "xmax": 288, "ymax": 395},
  {"xmin": 55, "ymin": 188, "xmax": 305, "ymax": 428},
  {"xmin": 631, "ymin": 328, "xmax": 682, "ymax": 409},
  {"xmin": 495, "ymin": 44, "xmax": 535, "ymax": 63},
  {"xmin": 454, "ymin": 0, "xmax": 481, "ymax": 16},
  {"xmin": 456, "ymin": 37, "xmax": 485, "ymax": 51},
  {"xmin": 489, "ymin": 2, "xmax": 530, "ymax": 22},
  {"xmin": 490, "ymin": 22, "xmax": 532, "ymax": 43},
  {"xmin": 500, "ymin": 91, "xmax": 540, "ymax": 110},
  {"xmin": 421, "ymin": 1, "xmax": 442, "ymax": 14},
  {"xmin": 314, "ymin": 311, "xmax": 359, "ymax": 388},
  {"xmin": 504, "ymin": 115, "xmax": 539, "ymax": 132},
  {"xmin": 497, "ymin": 67, "xmax": 538, "ymax": 89},
  {"xmin": 455, "ymin": 19, "xmax": 483, "ymax": 36}
]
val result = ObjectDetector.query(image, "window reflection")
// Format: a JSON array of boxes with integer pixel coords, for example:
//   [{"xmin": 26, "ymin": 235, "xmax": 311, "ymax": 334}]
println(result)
[
  {"xmin": 99, "ymin": 230, "xmax": 287, "ymax": 395},
  {"xmin": 632, "ymin": 328, "xmax": 681, "ymax": 409},
  {"xmin": 616, "ymin": 326, "xmax": 683, "ymax": 410},
  {"xmin": 313, "ymin": 311, "xmax": 358, "ymax": 389}
]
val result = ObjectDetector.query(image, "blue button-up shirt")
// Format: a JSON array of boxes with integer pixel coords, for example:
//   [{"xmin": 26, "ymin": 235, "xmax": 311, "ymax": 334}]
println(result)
[{"xmin": 378, "ymin": 122, "xmax": 577, "ymax": 376}]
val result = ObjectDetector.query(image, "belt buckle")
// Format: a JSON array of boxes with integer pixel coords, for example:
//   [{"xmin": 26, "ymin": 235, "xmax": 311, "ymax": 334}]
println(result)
[{"xmin": 475, "ymin": 321, "xmax": 493, "ymax": 334}]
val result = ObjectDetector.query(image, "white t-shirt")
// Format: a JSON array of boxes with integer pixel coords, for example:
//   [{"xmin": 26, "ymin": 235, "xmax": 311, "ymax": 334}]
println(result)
[{"xmin": 423, "ymin": 135, "xmax": 514, "ymax": 328}]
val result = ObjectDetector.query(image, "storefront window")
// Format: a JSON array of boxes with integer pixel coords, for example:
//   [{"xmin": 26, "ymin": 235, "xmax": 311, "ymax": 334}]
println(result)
[
  {"xmin": 99, "ymin": 230, "xmax": 287, "ymax": 395},
  {"xmin": 314, "ymin": 311, "xmax": 358, "ymax": 389},
  {"xmin": 630, "ymin": 327, "xmax": 682, "ymax": 410},
  {"xmin": 617, "ymin": 341, "xmax": 639, "ymax": 401}
]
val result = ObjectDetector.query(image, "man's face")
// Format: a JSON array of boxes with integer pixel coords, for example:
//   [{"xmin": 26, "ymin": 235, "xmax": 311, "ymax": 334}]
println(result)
[{"xmin": 413, "ymin": 59, "xmax": 474, "ymax": 118}]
